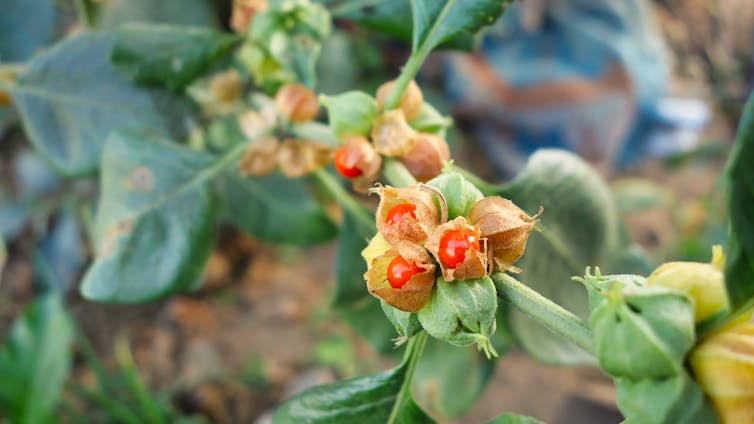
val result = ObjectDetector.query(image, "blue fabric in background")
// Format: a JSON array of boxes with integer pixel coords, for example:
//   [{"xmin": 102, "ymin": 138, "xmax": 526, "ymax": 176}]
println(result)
[{"xmin": 445, "ymin": 0, "xmax": 707, "ymax": 174}]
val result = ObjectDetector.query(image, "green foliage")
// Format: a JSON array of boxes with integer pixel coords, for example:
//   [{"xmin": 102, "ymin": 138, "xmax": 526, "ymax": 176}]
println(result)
[
  {"xmin": 80, "ymin": 132, "xmax": 216, "ymax": 302},
  {"xmin": 274, "ymin": 334, "xmax": 434, "ymax": 423},
  {"xmin": 485, "ymin": 413, "xmax": 545, "ymax": 424},
  {"xmin": 499, "ymin": 149, "xmax": 621, "ymax": 365},
  {"xmin": 724, "ymin": 91, "xmax": 754, "ymax": 320},
  {"xmin": 111, "ymin": 24, "xmax": 239, "ymax": 91},
  {"xmin": 0, "ymin": 293, "xmax": 73, "ymax": 424},
  {"xmin": 97, "ymin": 0, "xmax": 216, "ymax": 28},
  {"xmin": 320, "ymin": 91, "xmax": 379, "ymax": 138},
  {"xmin": 409, "ymin": 0, "xmax": 509, "ymax": 53},
  {"xmin": 218, "ymin": 172, "xmax": 337, "ymax": 246},
  {"xmin": 331, "ymin": 211, "xmax": 373, "ymax": 307},
  {"xmin": 615, "ymin": 374, "xmax": 719, "ymax": 424},
  {"xmin": 382, "ymin": 301, "xmax": 423, "ymax": 340},
  {"xmin": 10, "ymin": 33, "xmax": 192, "ymax": 176},
  {"xmin": 0, "ymin": 0, "xmax": 55, "ymax": 61}
]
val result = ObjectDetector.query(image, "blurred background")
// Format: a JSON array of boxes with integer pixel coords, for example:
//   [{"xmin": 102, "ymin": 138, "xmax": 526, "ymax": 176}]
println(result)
[{"xmin": 1, "ymin": 0, "xmax": 753, "ymax": 422}]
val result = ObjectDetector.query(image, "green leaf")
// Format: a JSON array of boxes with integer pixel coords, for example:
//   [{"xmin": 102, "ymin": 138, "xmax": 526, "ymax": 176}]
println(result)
[
  {"xmin": 615, "ymin": 373, "xmax": 719, "ymax": 424},
  {"xmin": 80, "ymin": 132, "xmax": 216, "ymax": 303},
  {"xmin": 409, "ymin": 0, "xmax": 508, "ymax": 52},
  {"xmin": 332, "ymin": 211, "xmax": 372, "ymax": 306},
  {"xmin": 0, "ymin": 236, "xmax": 5, "ymax": 277},
  {"xmin": 724, "ymin": 92, "xmax": 754, "ymax": 319},
  {"xmin": 274, "ymin": 334, "xmax": 435, "ymax": 423},
  {"xmin": 111, "ymin": 24, "xmax": 238, "ymax": 91},
  {"xmin": 0, "ymin": 0, "xmax": 55, "ymax": 61},
  {"xmin": 336, "ymin": 299, "xmax": 398, "ymax": 354},
  {"xmin": 499, "ymin": 149, "xmax": 621, "ymax": 365},
  {"xmin": 485, "ymin": 413, "xmax": 545, "ymax": 424},
  {"xmin": 0, "ymin": 293, "xmax": 74, "ymax": 424},
  {"xmin": 426, "ymin": 172, "xmax": 484, "ymax": 219},
  {"xmin": 10, "ymin": 32, "xmax": 192, "ymax": 176},
  {"xmin": 320, "ymin": 91, "xmax": 378, "ymax": 138},
  {"xmin": 97, "ymin": 0, "xmax": 215, "ymax": 28},
  {"xmin": 217, "ymin": 172, "xmax": 337, "ymax": 247},
  {"xmin": 409, "ymin": 103, "xmax": 452, "ymax": 138}
]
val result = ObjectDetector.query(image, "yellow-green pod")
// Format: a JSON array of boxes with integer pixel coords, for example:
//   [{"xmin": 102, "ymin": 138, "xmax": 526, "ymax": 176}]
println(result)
[
  {"xmin": 646, "ymin": 245, "xmax": 729, "ymax": 324},
  {"xmin": 690, "ymin": 321, "xmax": 754, "ymax": 424}
]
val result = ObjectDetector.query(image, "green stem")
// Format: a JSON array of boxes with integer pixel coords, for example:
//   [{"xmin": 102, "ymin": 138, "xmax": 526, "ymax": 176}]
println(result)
[
  {"xmin": 387, "ymin": 331, "xmax": 428, "ymax": 424},
  {"xmin": 492, "ymin": 273, "xmax": 594, "ymax": 354},
  {"xmin": 383, "ymin": 158, "xmax": 417, "ymax": 188},
  {"xmin": 384, "ymin": 51, "xmax": 428, "ymax": 111},
  {"xmin": 312, "ymin": 168, "xmax": 376, "ymax": 233},
  {"xmin": 75, "ymin": 0, "xmax": 95, "ymax": 28}
]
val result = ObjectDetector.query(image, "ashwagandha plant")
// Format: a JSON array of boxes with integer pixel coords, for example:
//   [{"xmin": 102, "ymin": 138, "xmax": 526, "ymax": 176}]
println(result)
[{"xmin": 2, "ymin": 0, "xmax": 754, "ymax": 423}]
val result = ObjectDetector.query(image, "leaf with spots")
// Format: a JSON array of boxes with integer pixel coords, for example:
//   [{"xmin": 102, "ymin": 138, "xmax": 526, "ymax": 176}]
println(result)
[{"xmin": 80, "ymin": 132, "xmax": 216, "ymax": 303}]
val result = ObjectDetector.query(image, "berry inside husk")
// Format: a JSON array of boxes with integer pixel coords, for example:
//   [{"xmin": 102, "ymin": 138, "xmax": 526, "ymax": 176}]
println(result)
[
  {"xmin": 334, "ymin": 146, "xmax": 363, "ymax": 178},
  {"xmin": 385, "ymin": 203, "xmax": 417, "ymax": 226},
  {"xmin": 387, "ymin": 255, "xmax": 425, "ymax": 289},
  {"xmin": 438, "ymin": 229, "xmax": 480, "ymax": 269}
]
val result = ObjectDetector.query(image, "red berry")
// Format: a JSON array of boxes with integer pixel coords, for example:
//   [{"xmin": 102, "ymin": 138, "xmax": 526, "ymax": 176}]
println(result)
[
  {"xmin": 334, "ymin": 146, "xmax": 363, "ymax": 178},
  {"xmin": 387, "ymin": 256, "xmax": 425, "ymax": 289},
  {"xmin": 438, "ymin": 229, "xmax": 480, "ymax": 268},
  {"xmin": 385, "ymin": 203, "xmax": 417, "ymax": 226}
]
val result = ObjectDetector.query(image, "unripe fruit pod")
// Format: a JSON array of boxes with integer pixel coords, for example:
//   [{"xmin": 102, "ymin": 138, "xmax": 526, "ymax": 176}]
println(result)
[
  {"xmin": 376, "ymin": 79, "xmax": 424, "ymax": 122},
  {"xmin": 417, "ymin": 276, "xmax": 498, "ymax": 358},
  {"xmin": 426, "ymin": 172, "xmax": 484, "ymax": 219},
  {"xmin": 275, "ymin": 83, "xmax": 319, "ymax": 122},
  {"xmin": 371, "ymin": 109, "xmax": 417, "ymax": 157},
  {"xmin": 468, "ymin": 197, "xmax": 539, "ymax": 273},
  {"xmin": 380, "ymin": 300, "xmax": 423, "ymax": 346},
  {"xmin": 425, "ymin": 217, "xmax": 488, "ymax": 281},
  {"xmin": 690, "ymin": 321, "xmax": 754, "ymax": 423},
  {"xmin": 373, "ymin": 185, "xmax": 439, "ymax": 246},
  {"xmin": 335, "ymin": 134, "xmax": 382, "ymax": 191},
  {"xmin": 646, "ymin": 245, "xmax": 729, "ymax": 324},
  {"xmin": 400, "ymin": 133, "xmax": 450, "ymax": 182},
  {"xmin": 363, "ymin": 236, "xmax": 436, "ymax": 312}
]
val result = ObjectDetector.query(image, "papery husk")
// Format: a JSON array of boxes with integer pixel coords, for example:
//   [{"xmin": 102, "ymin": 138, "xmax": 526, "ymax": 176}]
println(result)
[
  {"xmin": 277, "ymin": 139, "xmax": 333, "ymax": 178},
  {"xmin": 425, "ymin": 217, "xmax": 488, "ymax": 281},
  {"xmin": 371, "ymin": 109, "xmax": 417, "ymax": 157},
  {"xmin": 239, "ymin": 136, "xmax": 279, "ymax": 176},
  {"xmin": 230, "ymin": 0, "xmax": 268, "ymax": 33},
  {"xmin": 375, "ymin": 79, "xmax": 423, "ymax": 121},
  {"xmin": 275, "ymin": 83, "xmax": 319, "ymax": 122},
  {"xmin": 372, "ymin": 185, "xmax": 439, "ymax": 246},
  {"xmin": 400, "ymin": 133, "xmax": 450, "ymax": 182},
  {"xmin": 468, "ymin": 197, "xmax": 539, "ymax": 272},
  {"xmin": 690, "ymin": 322, "xmax": 754, "ymax": 424},
  {"xmin": 239, "ymin": 108, "xmax": 276, "ymax": 140},
  {"xmin": 208, "ymin": 69, "xmax": 242, "ymax": 103},
  {"xmin": 364, "ymin": 240, "xmax": 436, "ymax": 312},
  {"xmin": 339, "ymin": 134, "xmax": 382, "ymax": 192}
]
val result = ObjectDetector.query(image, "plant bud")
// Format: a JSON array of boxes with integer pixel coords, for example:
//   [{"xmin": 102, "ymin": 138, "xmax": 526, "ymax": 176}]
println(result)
[
  {"xmin": 375, "ymin": 79, "xmax": 424, "ymax": 121},
  {"xmin": 275, "ymin": 83, "xmax": 319, "ymax": 122},
  {"xmin": 690, "ymin": 321, "xmax": 754, "ymax": 423},
  {"xmin": 425, "ymin": 217, "xmax": 488, "ymax": 281},
  {"xmin": 399, "ymin": 133, "xmax": 450, "ymax": 182},
  {"xmin": 646, "ymin": 245, "xmax": 729, "ymax": 324},
  {"xmin": 363, "ymin": 238, "xmax": 436, "ymax": 313},
  {"xmin": 208, "ymin": 69, "xmax": 242, "ymax": 103},
  {"xmin": 587, "ymin": 282, "xmax": 696, "ymax": 379},
  {"xmin": 426, "ymin": 172, "xmax": 484, "ymax": 219},
  {"xmin": 468, "ymin": 197, "xmax": 539, "ymax": 273},
  {"xmin": 239, "ymin": 136, "xmax": 279, "ymax": 176},
  {"xmin": 372, "ymin": 185, "xmax": 439, "ymax": 246},
  {"xmin": 381, "ymin": 301, "xmax": 423, "ymax": 346},
  {"xmin": 230, "ymin": 0, "xmax": 268, "ymax": 34},
  {"xmin": 276, "ymin": 139, "xmax": 333, "ymax": 178},
  {"xmin": 337, "ymin": 134, "xmax": 382, "ymax": 192},
  {"xmin": 417, "ymin": 276, "xmax": 498, "ymax": 358},
  {"xmin": 371, "ymin": 109, "xmax": 417, "ymax": 157}
]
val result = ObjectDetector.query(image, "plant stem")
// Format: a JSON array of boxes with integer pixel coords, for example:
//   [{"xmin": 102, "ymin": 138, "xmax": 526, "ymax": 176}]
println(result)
[
  {"xmin": 492, "ymin": 272, "xmax": 594, "ymax": 354},
  {"xmin": 383, "ymin": 158, "xmax": 417, "ymax": 188},
  {"xmin": 384, "ymin": 50, "xmax": 428, "ymax": 111},
  {"xmin": 312, "ymin": 168, "xmax": 376, "ymax": 233},
  {"xmin": 75, "ymin": 0, "xmax": 95, "ymax": 28},
  {"xmin": 451, "ymin": 164, "xmax": 505, "ymax": 196},
  {"xmin": 387, "ymin": 331, "xmax": 428, "ymax": 424}
]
